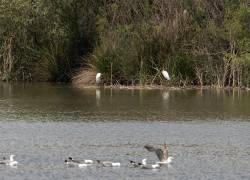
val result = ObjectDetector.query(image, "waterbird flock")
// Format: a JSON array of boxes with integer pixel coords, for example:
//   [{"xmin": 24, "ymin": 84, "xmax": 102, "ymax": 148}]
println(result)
[
  {"xmin": 1, "ymin": 143, "xmax": 172, "ymax": 170},
  {"xmin": 64, "ymin": 143, "xmax": 172, "ymax": 170}
]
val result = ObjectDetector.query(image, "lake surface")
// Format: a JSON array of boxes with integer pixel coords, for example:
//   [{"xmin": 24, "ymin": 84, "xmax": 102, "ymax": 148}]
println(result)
[{"xmin": 0, "ymin": 83, "xmax": 250, "ymax": 180}]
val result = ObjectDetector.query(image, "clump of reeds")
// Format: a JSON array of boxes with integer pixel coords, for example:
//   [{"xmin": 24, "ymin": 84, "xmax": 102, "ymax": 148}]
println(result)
[{"xmin": 72, "ymin": 69, "xmax": 97, "ymax": 86}]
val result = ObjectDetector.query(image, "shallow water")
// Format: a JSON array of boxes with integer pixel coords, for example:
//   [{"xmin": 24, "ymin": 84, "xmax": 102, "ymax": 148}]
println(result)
[{"xmin": 0, "ymin": 83, "xmax": 250, "ymax": 180}]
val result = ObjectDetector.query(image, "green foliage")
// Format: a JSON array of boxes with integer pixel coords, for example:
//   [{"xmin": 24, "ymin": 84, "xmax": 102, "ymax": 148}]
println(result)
[
  {"xmin": 0, "ymin": 0, "xmax": 98, "ymax": 81},
  {"xmin": 1, "ymin": 0, "xmax": 250, "ymax": 87}
]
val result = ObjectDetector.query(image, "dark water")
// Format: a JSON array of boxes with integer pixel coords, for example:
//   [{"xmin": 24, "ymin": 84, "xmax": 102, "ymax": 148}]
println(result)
[{"xmin": 0, "ymin": 83, "xmax": 250, "ymax": 180}]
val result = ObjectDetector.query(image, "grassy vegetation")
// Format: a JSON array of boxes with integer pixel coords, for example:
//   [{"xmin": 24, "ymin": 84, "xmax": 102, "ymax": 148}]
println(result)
[{"xmin": 1, "ymin": 0, "xmax": 250, "ymax": 88}]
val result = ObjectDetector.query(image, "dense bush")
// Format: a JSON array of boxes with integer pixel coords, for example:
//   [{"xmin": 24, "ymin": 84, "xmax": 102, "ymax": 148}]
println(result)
[
  {"xmin": 0, "ymin": 0, "xmax": 98, "ymax": 81},
  {"xmin": 1, "ymin": 0, "xmax": 250, "ymax": 87},
  {"xmin": 89, "ymin": 0, "xmax": 250, "ymax": 87}
]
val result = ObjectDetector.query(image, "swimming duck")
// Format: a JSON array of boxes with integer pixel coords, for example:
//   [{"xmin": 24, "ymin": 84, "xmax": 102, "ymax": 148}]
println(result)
[
  {"xmin": 0, "ymin": 155, "xmax": 18, "ymax": 166},
  {"xmin": 129, "ymin": 160, "xmax": 142, "ymax": 168},
  {"xmin": 144, "ymin": 143, "xmax": 173, "ymax": 165},
  {"xmin": 68, "ymin": 157, "xmax": 94, "ymax": 164},
  {"xmin": 65, "ymin": 157, "xmax": 93, "ymax": 167},
  {"xmin": 140, "ymin": 159, "xmax": 160, "ymax": 169},
  {"xmin": 65, "ymin": 159, "xmax": 90, "ymax": 168},
  {"xmin": 64, "ymin": 159, "xmax": 78, "ymax": 167},
  {"xmin": 0, "ymin": 157, "xmax": 6, "ymax": 165},
  {"xmin": 97, "ymin": 160, "xmax": 121, "ymax": 167}
]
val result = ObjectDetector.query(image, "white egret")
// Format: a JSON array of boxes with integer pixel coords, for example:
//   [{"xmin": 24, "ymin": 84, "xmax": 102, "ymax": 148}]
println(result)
[
  {"xmin": 95, "ymin": 73, "xmax": 102, "ymax": 84},
  {"xmin": 161, "ymin": 70, "xmax": 171, "ymax": 80},
  {"xmin": 96, "ymin": 73, "xmax": 102, "ymax": 84}
]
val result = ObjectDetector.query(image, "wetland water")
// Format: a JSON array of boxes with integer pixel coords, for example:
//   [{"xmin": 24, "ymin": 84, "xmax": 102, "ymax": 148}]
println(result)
[{"xmin": 0, "ymin": 83, "xmax": 250, "ymax": 180}]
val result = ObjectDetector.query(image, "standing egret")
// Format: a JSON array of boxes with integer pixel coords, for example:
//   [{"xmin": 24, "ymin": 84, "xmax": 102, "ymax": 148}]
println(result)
[
  {"xmin": 96, "ymin": 73, "xmax": 102, "ymax": 84},
  {"xmin": 161, "ymin": 70, "xmax": 170, "ymax": 80}
]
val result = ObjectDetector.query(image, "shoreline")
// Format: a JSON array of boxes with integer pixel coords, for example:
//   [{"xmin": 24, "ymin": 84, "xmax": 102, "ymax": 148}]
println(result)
[
  {"xmin": 73, "ymin": 84, "xmax": 250, "ymax": 91},
  {"xmin": 1, "ymin": 81, "xmax": 250, "ymax": 91}
]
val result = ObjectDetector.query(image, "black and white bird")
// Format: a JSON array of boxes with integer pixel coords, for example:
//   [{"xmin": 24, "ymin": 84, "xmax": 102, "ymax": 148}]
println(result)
[
  {"xmin": 129, "ymin": 160, "xmax": 142, "ymax": 168},
  {"xmin": 0, "ymin": 155, "xmax": 18, "ymax": 166},
  {"xmin": 130, "ymin": 159, "xmax": 160, "ymax": 169},
  {"xmin": 64, "ymin": 159, "xmax": 78, "ymax": 167},
  {"xmin": 68, "ymin": 157, "xmax": 94, "ymax": 164},
  {"xmin": 97, "ymin": 160, "xmax": 121, "ymax": 167},
  {"xmin": 140, "ymin": 159, "xmax": 160, "ymax": 169},
  {"xmin": 144, "ymin": 143, "xmax": 173, "ymax": 165},
  {"xmin": 65, "ymin": 157, "xmax": 94, "ymax": 167}
]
